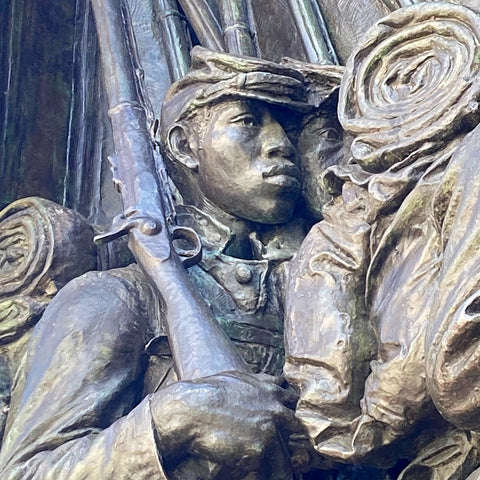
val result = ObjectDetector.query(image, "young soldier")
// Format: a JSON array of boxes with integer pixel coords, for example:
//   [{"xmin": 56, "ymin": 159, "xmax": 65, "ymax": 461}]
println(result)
[{"xmin": 0, "ymin": 48, "xmax": 311, "ymax": 480}]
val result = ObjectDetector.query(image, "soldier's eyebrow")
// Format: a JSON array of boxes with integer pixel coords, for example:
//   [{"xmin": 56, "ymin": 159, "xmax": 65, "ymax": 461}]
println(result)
[
  {"xmin": 217, "ymin": 101, "xmax": 258, "ymax": 121},
  {"xmin": 299, "ymin": 111, "xmax": 329, "ymax": 130},
  {"xmin": 229, "ymin": 111, "xmax": 256, "ymax": 121},
  {"xmin": 207, "ymin": 100, "xmax": 250, "ymax": 119}
]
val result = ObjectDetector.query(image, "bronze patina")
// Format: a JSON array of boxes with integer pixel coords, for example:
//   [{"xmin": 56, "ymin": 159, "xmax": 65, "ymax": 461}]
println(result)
[{"xmin": 2, "ymin": 1, "xmax": 480, "ymax": 480}]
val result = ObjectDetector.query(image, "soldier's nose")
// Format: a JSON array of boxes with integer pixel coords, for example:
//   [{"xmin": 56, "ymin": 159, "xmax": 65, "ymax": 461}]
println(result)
[{"xmin": 262, "ymin": 121, "xmax": 296, "ymax": 161}]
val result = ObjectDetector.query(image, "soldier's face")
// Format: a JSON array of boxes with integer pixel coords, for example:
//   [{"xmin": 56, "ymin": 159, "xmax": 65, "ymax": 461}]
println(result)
[
  {"xmin": 297, "ymin": 112, "xmax": 343, "ymax": 219},
  {"xmin": 196, "ymin": 99, "xmax": 301, "ymax": 224}
]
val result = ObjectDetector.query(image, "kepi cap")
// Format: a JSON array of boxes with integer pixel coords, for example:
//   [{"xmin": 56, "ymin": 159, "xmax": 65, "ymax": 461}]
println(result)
[{"xmin": 161, "ymin": 46, "xmax": 311, "ymax": 140}]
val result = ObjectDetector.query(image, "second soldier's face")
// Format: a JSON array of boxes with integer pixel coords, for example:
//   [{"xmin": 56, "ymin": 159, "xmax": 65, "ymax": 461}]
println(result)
[
  {"xmin": 196, "ymin": 99, "xmax": 302, "ymax": 224},
  {"xmin": 297, "ymin": 112, "xmax": 343, "ymax": 219}
]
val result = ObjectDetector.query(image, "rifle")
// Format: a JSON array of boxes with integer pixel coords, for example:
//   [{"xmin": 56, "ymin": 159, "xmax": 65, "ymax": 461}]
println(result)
[
  {"xmin": 217, "ymin": 0, "xmax": 256, "ymax": 56},
  {"xmin": 156, "ymin": 0, "xmax": 192, "ymax": 81},
  {"xmin": 90, "ymin": 0, "xmax": 247, "ymax": 380},
  {"xmin": 90, "ymin": 2, "xmax": 292, "ymax": 477},
  {"xmin": 177, "ymin": 0, "xmax": 225, "ymax": 53},
  {"xmin": 287, "ymin": 0, "xmax": 338, "ymax": 64}
]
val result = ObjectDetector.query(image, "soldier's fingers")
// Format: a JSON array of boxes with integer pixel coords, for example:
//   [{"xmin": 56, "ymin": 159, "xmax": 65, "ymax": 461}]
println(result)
[
  {"xmin": 254, "ymin": 374, "xmax": 298, "ymax": 408},
  {"xmin": 256, "ymin": 373, "xmax": 287, "ymax": 387},
  {"xmin": 273, "ymin": 404, "xmax": 303, "ymax": 434}
]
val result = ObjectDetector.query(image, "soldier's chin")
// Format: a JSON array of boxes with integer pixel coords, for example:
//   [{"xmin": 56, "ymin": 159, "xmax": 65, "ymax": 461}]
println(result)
[{"xmin": 244, "ymin": 200, "xmax": 296, "ymax": 225}]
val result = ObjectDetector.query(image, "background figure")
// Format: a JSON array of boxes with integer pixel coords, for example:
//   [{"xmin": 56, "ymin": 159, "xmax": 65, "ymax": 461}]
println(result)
[
  {"xmin": 285, "ymin": 4, "xmax": 480, "ymax": 479},
  {"xmin": 281, "ymin": 58, "xmax": 345, "ymax": 220}
]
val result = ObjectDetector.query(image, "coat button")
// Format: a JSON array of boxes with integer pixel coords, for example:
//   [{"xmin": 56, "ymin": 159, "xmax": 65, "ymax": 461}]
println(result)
[{"xmin": 235, "ymin": 265, "xmax": 253, "ymax": 284}]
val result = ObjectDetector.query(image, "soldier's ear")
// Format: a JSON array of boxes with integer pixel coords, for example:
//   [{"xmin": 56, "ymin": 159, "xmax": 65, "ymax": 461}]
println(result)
[{"xmin": 167, "ymin": 124, "xmax": 199, "ymax": 172}]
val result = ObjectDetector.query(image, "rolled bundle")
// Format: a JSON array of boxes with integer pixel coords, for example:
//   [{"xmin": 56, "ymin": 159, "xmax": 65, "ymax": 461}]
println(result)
[
  {"xmin": 0, "ymin": 197, "xmax": 97, "ymax": 299},
  {"xmin": 0, "ymin": 202, "xmax": 49, "ymax": 297},
  {"xmin": 339, "ymin": 4, "xmax": 480, "ymax": 172},
  {"xmin": 0, "ymin": 297, "xmax": 46, "ymax": 344}
]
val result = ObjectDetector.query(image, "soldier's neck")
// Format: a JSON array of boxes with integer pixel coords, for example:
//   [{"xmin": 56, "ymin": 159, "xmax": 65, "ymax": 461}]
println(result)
[{"xmin": 197, "ymin": 197, "xmax": 254, "ymax": 259}]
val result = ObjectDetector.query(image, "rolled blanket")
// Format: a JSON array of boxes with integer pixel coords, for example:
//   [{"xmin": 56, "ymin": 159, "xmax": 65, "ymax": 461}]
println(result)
[
  {"xmin": 339, "ymin": 3, "xmax": 480, "ymax": 172},
  {"xmin": 0, "ymin": 197, "xmax": 97, "ymax": 342}
]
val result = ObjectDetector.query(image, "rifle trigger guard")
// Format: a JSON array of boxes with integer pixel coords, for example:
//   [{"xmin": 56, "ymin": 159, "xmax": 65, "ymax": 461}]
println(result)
[
  {"xmin": 171, "ymin": 226, "xmax": 202, "ymax": 268},
  {"xmin": 94, "ymin": 211, "xmax": 161, "ymax": 245}
]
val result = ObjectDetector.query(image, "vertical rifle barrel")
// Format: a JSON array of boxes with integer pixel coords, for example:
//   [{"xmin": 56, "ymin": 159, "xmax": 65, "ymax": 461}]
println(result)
[
  {"xmin": 177, "ymin": 0, "xmax": 225, "ymax": 52},
  {"xmin": 91, "ymin": 0, "xmax": 161, "ymax": 213},
  {"xmin": 90, "ymin": 0, "xmax": 248, "ymax": 379},
  {"xmin": 382, "ymin": 0, "xmax": 400, "ymax": 10},
  {"xmin": 156, "ymin": 0, "xmax": 192, "ymax": 81},
  {"xmin": 288, "ymin": 0, "xmax": 337, "ymax": 64},
  {"xmin": 310, "ymin": 0, "xmax": 339, "ymax": 64},
  {"xmin": 91, "ymin": 0, "xmax": 138, "ymax": 106},
  {"xmin": 217, "ymin": 0, "xmax": 256, "ymax": 56}
]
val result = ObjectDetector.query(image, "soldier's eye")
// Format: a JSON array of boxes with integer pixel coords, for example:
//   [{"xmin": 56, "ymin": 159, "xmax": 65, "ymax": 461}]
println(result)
[
  {"xmin": 284, "ymin": 124, "xmax": 299, "ymax": 139},
  {"xmin": 319, "ymin": 128, "xmax": 341, "ymax": 142},
  {"xmin": 231, "ymin": 113, "xmax": 257, "ymax": 127}
]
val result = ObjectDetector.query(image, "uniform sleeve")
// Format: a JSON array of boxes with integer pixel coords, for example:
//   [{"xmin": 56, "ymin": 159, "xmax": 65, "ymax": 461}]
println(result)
[
  {"xmin": 0, "ymin": 269, "xmax": 167, "ymax": 480},
  {"xmin": 426, "ymin": 123, "xmax": 480, "ymax": 431},
  {"xmin": 1, "ymin": 398, "xmax": 167, "ymax": 480},
  {"xmin": 284, "ymin": 194, "xmax": 376, "ymax": 461}
]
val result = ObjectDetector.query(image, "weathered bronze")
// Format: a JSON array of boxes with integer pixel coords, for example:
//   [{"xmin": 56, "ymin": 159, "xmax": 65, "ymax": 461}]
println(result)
[
  {"xmin": 285, "ymin": 3, "xmax": 480, "ymax": 479},
  {"xmin": 4, "ymin": 1, "xmax": 480, "ymax": 480},
  {"xmin": 287, "ymin": 0, "xmax": 338, "ymax": 64},
  {"xmin": 157, "ymin": 0, "xmax": 193, "ymax": 80},
  {"xmin": 0, "ymin": 3, "xmax": 316, "ymax": 477}
]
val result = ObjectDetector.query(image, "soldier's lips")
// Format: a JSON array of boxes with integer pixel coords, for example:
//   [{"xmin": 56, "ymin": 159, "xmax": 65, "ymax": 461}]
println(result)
[
  {"xmin": 263, "ymin": 174, "xmax": 301, "ymax": 191},
  {"xmin": 262, "ymin": 164, "xmax": 301, "ymax": 191}
]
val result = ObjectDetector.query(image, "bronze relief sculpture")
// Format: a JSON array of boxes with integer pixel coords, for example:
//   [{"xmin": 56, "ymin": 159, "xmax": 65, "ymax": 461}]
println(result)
[
  {"xmin": 286, "ymin": 2, "xmax": 480, "ymax": 478},
  {"xmin": 3, "ymin": 1, "xmax": 480, "ymax": 479}
]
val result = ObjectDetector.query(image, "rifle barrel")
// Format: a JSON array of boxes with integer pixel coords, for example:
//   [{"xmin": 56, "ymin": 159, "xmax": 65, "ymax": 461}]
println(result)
[
  {"xmin": 288, "ymin": 0, "xmax": 337, "ymax": 64},
  {"xmin": 218, "ymin": 0, "xmax": 256, "ymax": 56},
  {"xmin": 156, "ymin": 0, "xmax": 192, "ymax": 81},
  {"xmin": 178, "ymin": 0, "xmax": 225, "ymax": 52},
  {"xmin": 90, "ymin": 0, "xmax": 248, "ymax": 379}
]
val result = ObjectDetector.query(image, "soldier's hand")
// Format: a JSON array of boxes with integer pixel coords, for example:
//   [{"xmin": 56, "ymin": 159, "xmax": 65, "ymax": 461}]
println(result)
[{"xmin": 150, "ymin": 372, "xmax": 300, "ymax": 474}]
